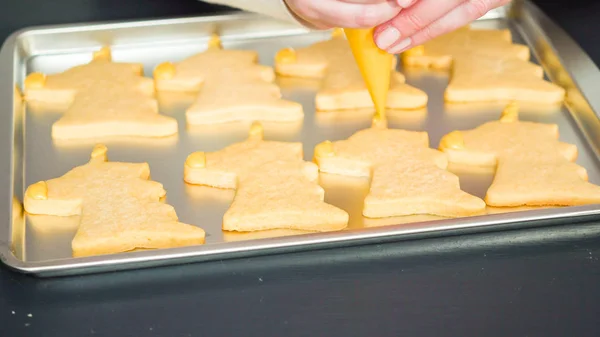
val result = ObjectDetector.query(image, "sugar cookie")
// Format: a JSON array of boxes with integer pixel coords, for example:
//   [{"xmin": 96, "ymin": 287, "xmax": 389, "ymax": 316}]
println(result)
[
  {"xmin": 400, "ymin": 26, "xmax": 564, "ymax": 104},
  {"xmin": 23, "ymin": 47, "xmax": 178, "ymax": 139},
  {"xmin": 314, "ymin": 116, "xmax": 486, "ymax": 218},
  {"xmin": 184, "ymin": 122, "xmax": 349, "ymax": 232},
  {"xmin": 445, "ymin": 54, "xmax": 565, "ymax": 104},
  {"xmin": 154, "ymin": 35, "xmax": 303, "ymax": 125},
  {"xmin": 24, "ymin": 145, "xmax": 205, "ymax": 257},
  {"xmin": 24, "ymin": 47, "xmax": 153, "ymax": 104},
  {"xmin": 439, "ymin": 103, "xmax": 600, "ymax": 206},
  {"xmin": 52, "ymin": 80, "xmax": 177, "ymax": 139},
  {"xmin": 402, "ymin": 26, "xmax": 530, "ymax": 70}
]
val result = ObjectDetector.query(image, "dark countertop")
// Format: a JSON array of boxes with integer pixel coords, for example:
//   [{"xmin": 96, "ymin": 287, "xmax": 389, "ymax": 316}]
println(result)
[
  {"xmin": 3, "ymin": 224, "xmax": 600, "ymax": 336},
  {"xmin": 3, "ymin": 1, "xmax": 600, "ymax": 336}
]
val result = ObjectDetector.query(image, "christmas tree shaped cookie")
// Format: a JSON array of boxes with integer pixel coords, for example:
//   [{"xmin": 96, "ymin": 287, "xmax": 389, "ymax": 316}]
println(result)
[
  {"xmin": 274, "ymin": 29, "xmax": 428, "ymax": 111},
  {"xmin": 402, "ymin": 25, "xmax": 530, "ymax": 70},
  {"xmin": 23, "ymin": 47, "xmax": 178, "ymax": 139},
  {"xmin": 445, "ymin": 54, "xmax": 565, "ymax": 104},
  {"xmin": 400, "ymin": 26, "xmax": 564, "ymax": 104},
  {"xmin": 154, "ymin": 35, "xmax": 303, "ymax": 125},
  {"xmin": 24, "ymin": 145, "xmax": 205, "ymax": 257},
  {"xmin": 24, "ymin": 47, "xmax": 154, "ymax": 104},
  {"xmin": 184, "ymin": 122, "xmax": 349, "ymax": 232},
  {"xmin": 439, "ymin": 103, "xmax": 600, "ymax": 206},
  {"xmin": 313, "ymin": 116, "xmax": 486, "ymax": 218},
  {"xmin": 52, "ymin": 80, "xmax": 177, "ymax": 140}
]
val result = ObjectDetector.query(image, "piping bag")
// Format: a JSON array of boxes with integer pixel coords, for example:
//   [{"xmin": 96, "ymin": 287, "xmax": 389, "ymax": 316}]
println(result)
[{"xmin": 343, "ymin": 28, "xmax": 394, "ymax": 121}]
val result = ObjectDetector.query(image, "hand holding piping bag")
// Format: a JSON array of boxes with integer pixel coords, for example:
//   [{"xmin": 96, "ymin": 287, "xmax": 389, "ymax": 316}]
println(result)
[
  {"xmin": 285, "ymin": 0, "xmax": 511, "ymax": 54},
  {"xmin": 284, "ymin": 0, "xmax": 510, "ymax": 121},
  {"xmin": 202, "ymin": 0, "xmax": 510, "ymax": 119}
]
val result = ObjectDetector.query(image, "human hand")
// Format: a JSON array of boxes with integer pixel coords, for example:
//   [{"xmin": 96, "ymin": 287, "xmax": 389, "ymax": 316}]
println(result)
[
  {"xmin": 284, "ymin": 0, "xmax": 511, "ymax": 54},
  {"xmin": 373, "ymin": 0, "xmax": 512, "ymax": 54},
  {"xmin": 284, "ymin": 0, "xmax": 403, "ymax": 30}
]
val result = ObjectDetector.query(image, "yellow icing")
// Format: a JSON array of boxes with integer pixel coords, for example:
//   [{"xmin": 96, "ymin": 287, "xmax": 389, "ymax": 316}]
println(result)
[
  {"xmin": 403, "ymin": 45, "xmax": 425, "ymax": 57},
  {"xmin": 91, "ymin": 144, "xmax": 108, "ymax": 160},
  {"xmin": 275, "ymin": 48, "xmax": 297, "ymax": 64},
  {"xmin": 92, "ymin": 47, "xmax": 112, "ymax": 61},
  {"xmin": 331, "ymin": 28, "xmax": 345, "ymax": 38},
  {"xmin": 154, "ymin": 62, "xmax": 176, "ymax": 80},
  {"xmin": 208, "ymin": 34, "xmax": 222, "ymax": 49},
  {"xmin": 27, "ymin": 181, "xmax": 48, "ymax": 200},
  {"xmin": 24, "ymin": 72, "xmax": 47, "ymax": 89},
  {"xmin": 344, "ymin": 28, "xmax": 393, "ymax": 120},
  {"xmin": 500, "ymin": 102, "xmax": 520, "ymax": 123},
  {"xmin": 439, "ymin": 131, "xmax": 465, "ymax": 150},
  {"xmin": 315, "ymin": 141, "xmax": 335, "ymax": 158},
  {"xmin": 372, "ymin": 114, "xmax": 388, "ymax": 129},
  {"xmin": 186, "ymin": 152, "xmax": 206, "ymax": 169},
  {"xmin": 248, "ymin": 122, "xmax": 264, "ymax": 140}
]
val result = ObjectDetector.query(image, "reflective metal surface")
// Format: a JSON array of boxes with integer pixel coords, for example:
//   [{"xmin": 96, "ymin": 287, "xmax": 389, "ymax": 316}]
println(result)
[{"xmin": 2, "ymin": 1, "xmax": 600, "ymax": 277}]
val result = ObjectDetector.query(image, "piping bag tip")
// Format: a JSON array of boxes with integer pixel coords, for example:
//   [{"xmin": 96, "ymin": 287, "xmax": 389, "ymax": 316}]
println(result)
[{"xmin": 343, "ymin": 28, "xmax": 394, "ymax": 119}]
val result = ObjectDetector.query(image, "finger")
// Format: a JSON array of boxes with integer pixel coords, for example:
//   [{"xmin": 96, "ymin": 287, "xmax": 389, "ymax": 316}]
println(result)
[
  {"xmin": 341, "ymin": 0, "xmax": 392, "ymax": 3},
  {"xmin": 395, "ymin": 0, "xmax": 418, "ymax": 8},
  {"xmin": 373, "ymin": 0, "xmax": 464, "ymax": 50},
  {"xmin": 292, "ymin": 0, "xmax": 401, "ymax": 29},
  {"xmin": 387, "ymin": 0, "xmax": 511, "ymax": 54}
]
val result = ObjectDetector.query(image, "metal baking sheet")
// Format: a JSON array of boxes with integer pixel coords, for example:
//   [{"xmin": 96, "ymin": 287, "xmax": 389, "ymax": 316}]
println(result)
[{"xmin": 2, "ymin": 0, "xmax": 600, "ymax": 277}]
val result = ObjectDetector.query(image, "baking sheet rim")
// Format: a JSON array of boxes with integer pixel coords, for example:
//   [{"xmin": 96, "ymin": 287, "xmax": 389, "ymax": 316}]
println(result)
[{"xmin": 2, "ymin": 1, "xmax": 600, "ymax": 277}]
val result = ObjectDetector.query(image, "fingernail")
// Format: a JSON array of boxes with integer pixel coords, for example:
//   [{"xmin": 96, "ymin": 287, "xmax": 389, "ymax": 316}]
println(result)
[
  {"xmin": 388, "ymin": 38, "xmax": 412, "ymax": 54},
  {"xmin": 375, "ymin": 27, "xmax": 401, "ymax": 50},
  {"xmin": 396, "ymin": 0, "xmax": 414, "ymax": 8}
]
